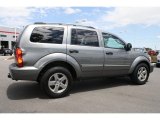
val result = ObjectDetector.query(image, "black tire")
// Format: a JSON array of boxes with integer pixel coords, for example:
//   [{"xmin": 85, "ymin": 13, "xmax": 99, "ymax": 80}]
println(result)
[
  {"xmin": 40, "ymin": 67, "xmax": 73, "ymax": 98},
  {"xmin": 3, "ymin": 53, "xmax": 6, "ymax": 56},
  {"xmin": 130, "ymin": 63, "xmax": 149, "ymax": 85}
]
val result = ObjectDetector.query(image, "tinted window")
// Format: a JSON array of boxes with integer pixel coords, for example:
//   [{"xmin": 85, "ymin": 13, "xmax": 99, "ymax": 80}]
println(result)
[
  {"xmin": 71, "ymin": 29, "xmax": 99, "ymax": 47},
  {"xmin": 102, "ymin": 33, "xmax": 125, "ymax": 49},
  {"xmin": 0, "ymin": 35, "xmax": 7, "ymax": 37},
  {"xmin": 30, "ymin": 27, "xmax": 64, "ymax": 44}
]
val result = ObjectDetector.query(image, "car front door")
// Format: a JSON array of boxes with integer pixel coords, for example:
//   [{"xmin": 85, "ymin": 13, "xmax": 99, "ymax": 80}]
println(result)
[
  {"xmin": 67, "ymin": 27, "xmax": 104, "ymax": 77},
  {"xmin": 102, "ymin": 33, "xmax": 131, "ymax": 76}
]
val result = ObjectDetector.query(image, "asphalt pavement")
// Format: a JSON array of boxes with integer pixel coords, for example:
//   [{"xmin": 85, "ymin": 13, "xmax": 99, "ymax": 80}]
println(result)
[{"xmin": 0, "ymin": 56, "xmax": 160, "ymax": 113}]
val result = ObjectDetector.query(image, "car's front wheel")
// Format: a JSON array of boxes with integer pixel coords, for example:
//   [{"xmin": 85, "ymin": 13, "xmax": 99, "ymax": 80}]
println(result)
[
  {"xmin": 130, "ymin": 63, "xmax": 149, "ymax": 85},
  {"xmin": 40, "ymin": 67, "xmax": 73, "ymax": 98}
]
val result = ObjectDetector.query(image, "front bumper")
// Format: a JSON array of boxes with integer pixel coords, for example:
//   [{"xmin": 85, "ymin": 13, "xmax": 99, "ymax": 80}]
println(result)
[{"xmin": 8, "ymin": 63, "xmax": 40, "ymax": 81}]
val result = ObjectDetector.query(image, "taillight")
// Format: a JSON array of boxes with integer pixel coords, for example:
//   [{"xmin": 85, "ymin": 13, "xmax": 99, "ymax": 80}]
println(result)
[
  {"xmin": 148, "ymin": 50, "xmax": 156, "ymax": 55},
  {"xmin": 15, "ymin": 48, "xmax": 23, "ymax": 67}
]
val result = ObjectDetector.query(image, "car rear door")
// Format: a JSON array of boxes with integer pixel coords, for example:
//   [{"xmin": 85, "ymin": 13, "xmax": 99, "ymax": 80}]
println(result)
[{"xmin": 67, "ymin": 27, "xmax": 104, "ymax": 77}]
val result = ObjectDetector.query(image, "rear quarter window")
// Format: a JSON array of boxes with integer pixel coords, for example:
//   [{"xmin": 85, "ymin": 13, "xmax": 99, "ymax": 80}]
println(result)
[{"xmin": 30, "ymin": 27, "xmax": 64, "ymax": 44}]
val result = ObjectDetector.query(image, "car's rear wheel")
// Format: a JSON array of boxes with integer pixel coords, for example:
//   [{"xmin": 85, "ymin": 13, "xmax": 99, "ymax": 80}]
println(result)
[
  {"xmin": 40, "ymin": 67, "xmax": 73, "ymax": 98},
  {"xmin": 130, "ymin": 63, "xmax": 149, "ymax": 85}
]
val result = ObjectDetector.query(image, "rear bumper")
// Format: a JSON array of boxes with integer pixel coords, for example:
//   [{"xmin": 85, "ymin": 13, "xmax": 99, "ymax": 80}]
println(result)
[
  {"xmin": 150, "ymin": 63, "xmax": 154, "ymax": 73},
  {"xmin": 8, "ymin": 63, "xmax": 39, "ymax": 81}
]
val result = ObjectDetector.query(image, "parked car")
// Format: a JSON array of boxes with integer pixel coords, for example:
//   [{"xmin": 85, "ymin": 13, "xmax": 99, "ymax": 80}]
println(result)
[
  {"xmin": 156, "ymin": 50, "xmax": 160, "ymax": 67},
  {"xmin": 132, "ymin": 48, "xmax": 147, "ymax": 53},
  {"xmin": 147, "ymin": 50, "xmax": 158, "ymax": 63},
  {"xmin": 0, "ymin": 48, "xmax": 13, "ymax": 56},
  {"xmin": 8, "ymin": 23, "xmax": 154, "ymax": 98},
  {"xmin": 132, "ymin": 47, "xmax": 152, "ymax": 61},
  {"xmin": 132, "ymin": 47, "xmax": 157, "ymax": 63}
]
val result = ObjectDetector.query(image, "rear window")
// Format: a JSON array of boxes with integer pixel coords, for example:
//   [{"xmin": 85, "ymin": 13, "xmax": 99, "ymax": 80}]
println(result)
[{"xmin": 30, "ymin": 27, "xmax": 64, "ymax": 44}]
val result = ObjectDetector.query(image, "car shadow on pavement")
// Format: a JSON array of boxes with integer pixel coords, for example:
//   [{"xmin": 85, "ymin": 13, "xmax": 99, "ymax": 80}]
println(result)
[
  {"xmin": 7, "ymin": 82, "xmax": 48, "ymax": 100},
  {"xmin": 71, "ymin": 77, "xmax": 134, "ymax": 94},
  {"xmin": 7, "ymin": 77, "xmax": 134, "ymax": 100}
]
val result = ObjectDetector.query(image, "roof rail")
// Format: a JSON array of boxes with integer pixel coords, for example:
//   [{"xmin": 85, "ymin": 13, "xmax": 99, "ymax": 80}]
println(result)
[
  {"xmin": 71, "ymin": 24, "xmax": 95, "ymax": 29},
  {"xmin": 33, "ymin": 22, "xmax": 95, "ymax": 29},
  {"xmin": 34, "ymin": 22, "xmax": 65, "ymax": 25},
  {"xmin": 34, "ymin": 22, "xmax": 46, "ymax": 24}
]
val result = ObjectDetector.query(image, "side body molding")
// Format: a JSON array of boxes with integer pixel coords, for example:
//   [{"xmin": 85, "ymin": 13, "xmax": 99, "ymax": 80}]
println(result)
[
  {"xmin": 34, "ymin": 53, "xmax": 82, "ymax": 78},
  {"xmin": 129, "ymin": 56, "xmax": 150, "ymax": 74}
]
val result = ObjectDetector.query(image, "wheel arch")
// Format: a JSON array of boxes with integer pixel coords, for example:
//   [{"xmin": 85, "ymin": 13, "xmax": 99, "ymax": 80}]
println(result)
[
  {"xmin": 34, "ymin": 53, "xmax": 82, "ymax": 82},
  {"xmin": 129, "ymin": 56, "xmax": 150, "ymax": 74},
  {"xmin": 37, "ymin": 60, "xmax": 78, "ymax": 82}
]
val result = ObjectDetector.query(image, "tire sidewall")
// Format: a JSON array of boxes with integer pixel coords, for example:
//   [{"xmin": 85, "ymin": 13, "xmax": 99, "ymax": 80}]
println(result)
[
  {"xmin": 40, "ymin": 67, "xmax": 73, "ymax": 98},
  {"xmin": 132, "ymin": 63, "xmax": 149, "ymax": 85}
]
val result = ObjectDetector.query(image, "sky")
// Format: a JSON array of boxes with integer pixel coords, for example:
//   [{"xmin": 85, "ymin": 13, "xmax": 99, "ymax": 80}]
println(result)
[{"xmin": 0, "ymin": 7, "xmax": 160, "ymax": 50}]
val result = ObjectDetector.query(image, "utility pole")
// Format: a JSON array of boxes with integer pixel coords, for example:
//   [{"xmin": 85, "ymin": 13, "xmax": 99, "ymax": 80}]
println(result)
[
  {"xmin": 155, "ymin": 45, "xmax": 157, "ymax": 51},
  {"xmin": 15, "ymin": 27, "xmax": 17, "ymax": 41}
]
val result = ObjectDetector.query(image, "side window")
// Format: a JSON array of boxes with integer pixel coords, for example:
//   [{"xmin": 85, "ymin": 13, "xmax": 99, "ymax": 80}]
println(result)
[
  {"xmin": 71, "ymin": 29, "xmax": 99, "ymax": 47},
  {"xmin": 30, "ymin": 27, "xmax": 64, "ymax": 44},
  {"xmin": 102, "ymin": 33, "xmax": 125, "ymax": 49}
]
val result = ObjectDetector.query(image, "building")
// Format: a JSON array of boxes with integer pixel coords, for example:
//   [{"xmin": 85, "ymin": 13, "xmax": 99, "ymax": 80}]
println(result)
[{"xmin": 0, "ymin": 26, "xmax": 21, "ymax": 50}]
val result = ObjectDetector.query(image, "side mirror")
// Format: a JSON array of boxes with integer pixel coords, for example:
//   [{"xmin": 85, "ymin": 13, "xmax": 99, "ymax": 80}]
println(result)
[{"xmin": 125, "ymin": 43, "xmax": 132, "ymax": 51}]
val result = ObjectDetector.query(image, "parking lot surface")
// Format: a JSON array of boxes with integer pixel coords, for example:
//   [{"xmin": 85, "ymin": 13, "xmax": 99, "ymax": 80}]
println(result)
[{"xmin": 0, "ymin": 56, "xmax": 160, "ymax": 113}]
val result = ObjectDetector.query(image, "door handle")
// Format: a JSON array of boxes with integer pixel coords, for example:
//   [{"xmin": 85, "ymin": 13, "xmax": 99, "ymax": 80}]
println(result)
[
  {"xmin": 106, "ymin": 52, "xmax": 113, "ymax": 55},
  {"xmin": 69, "ymin": 50, "xmax": 79, "ymax": 53}
]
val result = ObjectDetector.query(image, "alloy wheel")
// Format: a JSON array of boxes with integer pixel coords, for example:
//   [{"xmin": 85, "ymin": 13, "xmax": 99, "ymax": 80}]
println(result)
[{"xmin": 48, "ymin": 73, "xmax": 68, "ymax": 94}]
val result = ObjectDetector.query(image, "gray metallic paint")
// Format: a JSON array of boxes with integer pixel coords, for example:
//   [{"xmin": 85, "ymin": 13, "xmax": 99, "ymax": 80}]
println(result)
[
  {"xmin": 9, "ymin": 24, "xmax": 154, "ymax": 81},
  {"xmin": 9, "ymin": 63, "xmax": 39, "ymax": 80},
  {"xmin": 129, "ymin": 55, "xmax": 151, "ymax": 74}
]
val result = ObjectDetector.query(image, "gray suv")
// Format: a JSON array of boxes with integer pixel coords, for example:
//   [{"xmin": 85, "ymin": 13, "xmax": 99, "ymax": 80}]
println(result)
[{"xmin": 8, "ymin": 23, "xmax": 154, "ymax": 98}]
